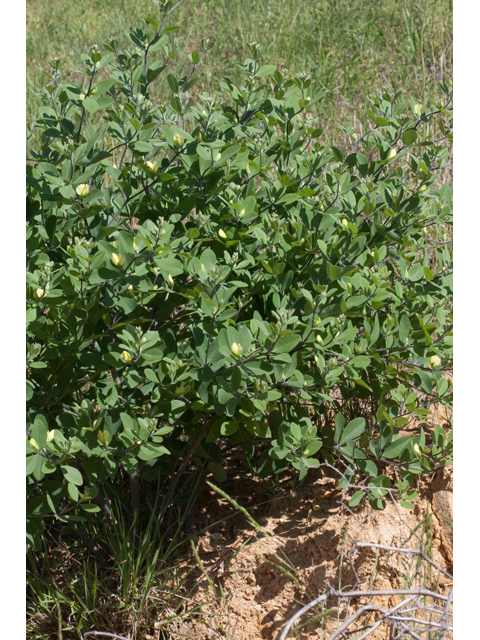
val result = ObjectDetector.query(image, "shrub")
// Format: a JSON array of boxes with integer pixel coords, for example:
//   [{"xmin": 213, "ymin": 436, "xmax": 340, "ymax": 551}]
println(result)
[{"xmin": 26, "ymin": 0, "xmax": 453, "ymax": 552}]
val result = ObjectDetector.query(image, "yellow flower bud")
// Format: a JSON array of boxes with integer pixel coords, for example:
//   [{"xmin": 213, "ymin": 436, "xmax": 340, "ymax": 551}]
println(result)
[
  {"xmin": 168, "ymin": 274, "xmax": 174, "ymax": 286},
  {"xmin": 202, "ymin": 109, "xmax": 207, "ymax": 117},
  {"xmin": 128, "ymin": 284, "xmax": 134, "ymax": 291},
  {"xmin": 121, "ymin": 350, "xmax": 132, "ymax": 364},
  {"xmin": 413, "ymin": 443, "xmax": 421, "ymax": 456},
  {"xmin": 90, "ymin": 86, "xmax": 97, "ymax": 96},
  {"xmin": 387, "ymin": 148, "xmax": 397, "ymax": 160},
  {"xmin": 341, "ymin": 218, "xmax": 349, "ymax": 227},
  {"xmin": 97, "ymin": 430, "xmax": 110, "ymax": 445},
  {"xmin": 79, "ymin": 93, "xmax": 86, "ymax": 101},
  {"xmin": 196, "ymin": 131, "xmax": 202, "ymax": 142},
  {"xmin": 46, "ymin": 430, "xmax": 55, "ymax": 443},
  {"xmin": 414, "ymin": 103, "xmax": 423, "ymax": 116},
  {"xmin": 316, "ymin": 335, "xmax": 323, "ymax": 345},
  {"xmin": 173, "ymin": 133, "xmax": 184, "ymax": 146},
  {"xmin": 76, "ymin": 183, "xmax": 90, "ymax": 197},
  {"xmin": 429, "ymin": 355, "xmax": 441, "ymax": 368},
  {"xmin": 201, "ymin": 263, "xmax": 205, "ymax": 271},
  {"xmin": 314, "ymin": 355, "xmax": 319, "ymax": 363},
  {"xmin": 29, "ymin": 438, "xmax": 39, "ymax": 450},
  {"xmin": 35, "ymin": 288, "xmax": 44, "ymax": 299},
  {"xmin": 315, "ymin": 318, "xmax": 321, "ymax": 327},
  {"xmin": 231, "ymin": 342, "xmax": 243, "ymax": 356},
  {"xmin": 419, "ymin": 185, "xmax": 427, "ymax": 192},
  {"xmin": 219, "ymin": 229, "xmax": 228, "ymax": 239},
  {"xmin": 111, "ymin": 253, "xmax": 125, "ymax": 267},
  {"xmin": 215, "ymin": 152, "xmax": 222, "ymax": 161},
  {"xmin": 146, "ymin": 160, "xmax": 158, "ymax": 173},
  {"xmin": 239, "ymin": 208, "xmax": 245, "ymax": 217},
  {"xmin": 245, "ymin": 163, "xmax": 250, "ymax": 174}
]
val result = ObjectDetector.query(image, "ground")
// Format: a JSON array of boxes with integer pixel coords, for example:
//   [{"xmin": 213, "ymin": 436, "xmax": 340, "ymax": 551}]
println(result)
[{"xmin": 150, "ymin": 458, "xmax": 453, "ymax": 640}]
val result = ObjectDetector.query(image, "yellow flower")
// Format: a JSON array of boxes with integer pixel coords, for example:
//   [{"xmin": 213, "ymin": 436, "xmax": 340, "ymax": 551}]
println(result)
[
  {"xmin": 429, "ymin": 355, "xmax": 441, "ymax": 368},
  {"xmin": 121, "ymin": 350, "xmax": 132, "ymax": 364},
  {"xmin": 316, "ymin": 335, "xmax": 323, "ymax": 345},
  {"xmin": 215, "ymin": 152, "xmax": 222, "ymax": 161},
  {"xmin": 315, "ymin": 318, "xmax": 321, "ymax": 327},
  {"xmin": 239, "ymin": 208, "xmax": 245, "ymax": 217},
  {"xmin": 35, "ymin": 288, "xmax": 44, "ymax": 299},
  {"xmin": 111, "ymin": 253, "xmax": 125, "ymax": 267},
  {"xmin": 245, "ymin": 163, "xmax": 250, "ymax": 174},
  {"xmin": 419, "ymin": 185, "xmax": 427, "ymax": 192},
  {"xmin": 173, "ymin": 133, "xmax": 184, "ymax": 146},
  {"xmin": 29, "ymin": 438, "xmax": 39, "ymax": 450},
  {"xmin": 196, "ymin": 131, "xmax": 202, "ymax": 141},
  {"xmin": 79, "ymin": 93, "xmax": 86, "ymax": 101},
  {"xmin": 127, "ymin": 284, "xmax": 134, "ymax": 291},
  {"xmin": 231, "ymin": 342, "xmax": 243, "ymax": 356},
  {"xmin": 387, "ymin": 148, "xmax": 397, "ymax": 160},
  {"xmin": 146, "ymin": 160, "xmax": 158, "ymax": 173},
  {"xmin": 202, "ymin": 109, "xmax": 207, "ymax": 117},
  {"xmin": 219, "ymin": 229, "xmax": 227, "ymax": 239},
  {"xmin": 413, "ymin": 443, "xmax": 421, "ymax": 456},
  {"xmin": 76, "ymin": 183, "xmax": 90, "ymax": 197},
  {"xmin": 341, "ymin": 218, "xmax": 349, "ymax": 227},
  {"xmin": 46, "ymin": 430, "xmax": 55, "ymax": 443},
  {"xmin": 414, "ymin": 103, "xmax": 423, "ymax": 117},
  {"xmin": 97, "ymin": 430, "xmax": 110, "ymax": 445},
  {"xmin": 168, "ymin": 274, "xmax": 174, "ymax": 286}
]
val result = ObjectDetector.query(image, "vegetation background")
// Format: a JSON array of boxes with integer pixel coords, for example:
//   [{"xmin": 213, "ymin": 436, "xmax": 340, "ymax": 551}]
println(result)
[{"xmin": 27, "ymin": 0, "xmax": 453, "ymax": 155}]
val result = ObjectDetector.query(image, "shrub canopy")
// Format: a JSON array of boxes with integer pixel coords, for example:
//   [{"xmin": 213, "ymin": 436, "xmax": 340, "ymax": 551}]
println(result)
[{"xmin": 26, "ymin": 0, "xmax": 453, "ymax": 551}]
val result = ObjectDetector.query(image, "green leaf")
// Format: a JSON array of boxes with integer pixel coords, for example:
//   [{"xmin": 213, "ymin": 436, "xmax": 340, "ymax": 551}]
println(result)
[
  {"xmin": 349, "ymin": 490, "xmax": 365, "ymax": 507},
  {"xmin": 339, "ymin": 417, "xmax": 366, "ymax": 445},
  {"xmin": 383, "ymin": 436, "xmax": 412, "ymax": 459},
  {"xmin": 402, "ymin": 129, "xmax": 418, "ymax": 145},
  {"xmin": 255, "ymin": 64, "xmax": 277, "ymax": 77},
  {"xmin": 82, "ymin": 97, "xmax": 100, "ymax": 113},
  {"xmin": 272, "ymin": 334, "xmax": 302, "ymax": 353},
  {"xmin": 208, "ymin": 461, "xmax": 227, "ymax": 482},
  {"xmin": 80, "ymin": 503, "xmax": 101, "ymax": 513},
  {"xmin": 68, "ymin": 482, "xmax": 79, "ymax": 502},
  {"xmin": 62, "ymin": 465, "xmax": 83, "ymax": 486}
]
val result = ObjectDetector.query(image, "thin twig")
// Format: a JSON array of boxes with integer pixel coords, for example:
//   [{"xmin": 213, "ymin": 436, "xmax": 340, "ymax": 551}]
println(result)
[
  {"xmin": 355, "ymin": 541, "xmax": 453, "ymax": 579},
  {"xmin": 279, "ymin": 587, "xmax": 450, "ymax": 640},
  {"xmin": 82, "ymin": 632, "xmax": 132, "ymax": 640}
]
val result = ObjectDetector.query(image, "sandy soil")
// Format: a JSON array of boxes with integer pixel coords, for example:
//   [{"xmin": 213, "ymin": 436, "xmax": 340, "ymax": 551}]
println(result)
[{"xmin": 160, "ymin": 461, "xmax": 453, "ymax": 640}]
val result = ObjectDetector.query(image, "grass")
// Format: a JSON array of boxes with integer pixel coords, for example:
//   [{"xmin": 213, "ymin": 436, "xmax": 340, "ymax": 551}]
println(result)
[
  {"xmin": 26, "ymin": 0, "xmax": 452, "ymax": 151},
  {"xmin": 26, "ymin": 495, "xmax": 207, "ymax": 639}
]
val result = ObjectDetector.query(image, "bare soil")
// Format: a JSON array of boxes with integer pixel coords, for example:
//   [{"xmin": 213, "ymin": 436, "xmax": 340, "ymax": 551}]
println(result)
[{"xmin": 166, "ymin": 463, "xmax": 452, "ymax": 640}]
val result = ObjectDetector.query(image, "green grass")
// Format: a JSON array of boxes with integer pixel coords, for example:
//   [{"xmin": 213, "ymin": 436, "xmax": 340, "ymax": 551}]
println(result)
[{"xmin": 26, "ymin": 0, "xmax": 452, "ymax": 148}]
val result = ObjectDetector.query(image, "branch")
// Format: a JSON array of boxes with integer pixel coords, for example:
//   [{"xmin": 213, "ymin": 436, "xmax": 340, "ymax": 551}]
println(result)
[{"xmin": 279, "ymin": 587, "xmax": 451, "ymax": 640}]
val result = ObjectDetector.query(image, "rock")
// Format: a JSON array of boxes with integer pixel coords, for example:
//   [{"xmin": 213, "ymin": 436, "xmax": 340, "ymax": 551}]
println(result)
[{"xmin": 432, "ymin": 490, "xmax": 453, "ymax": 562}]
